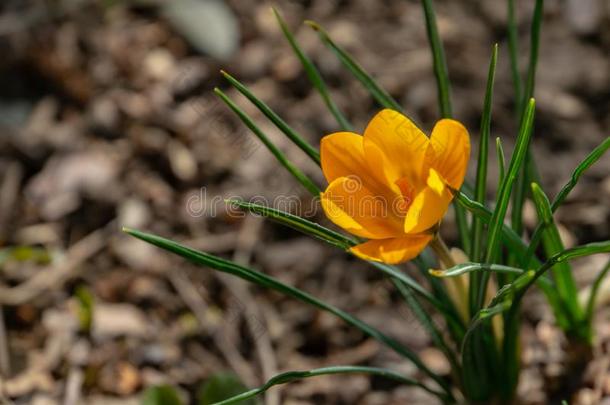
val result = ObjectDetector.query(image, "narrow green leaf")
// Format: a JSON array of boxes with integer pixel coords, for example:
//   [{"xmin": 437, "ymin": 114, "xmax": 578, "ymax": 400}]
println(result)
[
  {"xmin": 431, "ymin": 262, "xmax": 524, "ymax": 278},
  {"xmin": 488, "ymin": 241, "xmax": 610, "ymax": 336},
  {"xmin": 477, "ymin": 98, "xmax": 536, "ymax": 308},
  {"xmin": 530, "ymin": 183, "xmax": 581, "ymax": 318},
  {"xmin": 220, "ymin": 71, "xmax": 320, "ymax": 165},
  {"xmin": 123, "ymin": 228, "xmax": 451, "ymax": 396},
  {"xmin": 210, "ymin": 366, "xmax": 450, "ymax": 405},
  {"xmin": 510, "ymin": 161, "xmax": 528, "ymax": 235},
  {"xmin": 305, "ymin": 21, "xmax": 403, "ymax": 112},
  {"xmin": 227, "ymin": 199, "xmax": 354, "ymax": 249},
  {"xmin": 552, "ymin": 137, "xmax": 610, "ymax": 211},
  {"xmin": 272, "ymin": 8, "xmax": 352, "ymax": 131},
  {"xmin": 214, "ymin": 88, "xmax": 320, "ymax": 196},
  {"xmin": 420, "ymin": 0, "xmax": 452, "ymax": 118},
  {"xmin": 462, "ymin": 269, "xmax": 536, "ymax": 350},
  {"xmin": 75, "ymin": 285, "xmax": 94, "ymax": 333},
  {"xmin": 470, "ymin": 44, "xmax": 498, "ymax": 315},
  {"xmin": 454, "ymin": 190, "xmax": 535, "ymax": 262},
  {"xmin": 0, "ymin": 246, "xmax": 52, "ymax": 266}
]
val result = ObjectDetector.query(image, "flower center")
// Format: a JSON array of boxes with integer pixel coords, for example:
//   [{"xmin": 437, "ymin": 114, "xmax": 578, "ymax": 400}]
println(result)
[{"xmin": 394, "ymin": 177, "xmax": 415, "ymax": 215}]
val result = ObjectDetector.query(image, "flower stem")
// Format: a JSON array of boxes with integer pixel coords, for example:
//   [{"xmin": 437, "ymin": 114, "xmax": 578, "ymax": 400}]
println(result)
[{"xmin": 430, "ymin": 235, "xmax": 456, "ymax": 269}]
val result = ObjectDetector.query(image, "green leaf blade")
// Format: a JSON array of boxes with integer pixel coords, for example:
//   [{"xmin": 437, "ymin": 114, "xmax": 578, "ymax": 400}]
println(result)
[
  {"xmin": 530, "ymin": 183, "xmax": 581, "ymax": 319},
  {"xmin": 469, "ymin": 44, "xmax": 498, "ymax": 315},
  {"xmin": 210, "ymin": 366, "xmax": 449, "ymax": 405},
  {"xmin": 227, "ymin": 199, "xmax": 354, "ymax": 249},
  {"xmin": 420, "ymin": 0, "xmax": 452, "ymax": 118}
]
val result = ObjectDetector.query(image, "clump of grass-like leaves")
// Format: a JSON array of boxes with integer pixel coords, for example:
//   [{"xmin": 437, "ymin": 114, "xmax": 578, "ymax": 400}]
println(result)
[{"xmin": 129, "ymin": 2, "xmax": 610, "ymax": 404}]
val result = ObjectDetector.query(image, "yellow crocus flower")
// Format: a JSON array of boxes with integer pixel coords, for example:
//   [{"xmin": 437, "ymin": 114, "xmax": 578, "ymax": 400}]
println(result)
[{"xmin": 320, "ymin": 109, "xmax": 470, "ymax": 264}]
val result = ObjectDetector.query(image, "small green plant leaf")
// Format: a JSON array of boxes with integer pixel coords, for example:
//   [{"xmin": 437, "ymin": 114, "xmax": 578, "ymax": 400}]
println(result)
[
  {"xmin": 530, "ymin": 183, "xmax": 581, "ymax": 319},
  {"xmin": 227, "ymin": 199, "xmax": 354, "ymax": 249},
  {"xmin": 453, "ymin": 190, "xmax": 538, "ymax": 264},
  {"xmin": 0, "ymin": 246, "xmax": 52, "ymax": 266},
  {"xmin": 552, "ymin": 137, "xmax": 610, "ymax": 211},
  {"xmin": 208, "ymin": 366, "xmax": 449, "ymax": 405},
  {"xmin": 75, "ymin": 285, "xmax": 94, "ymax": 333},
  {"xmin": 469, "ymin": 44, "xmax": 498, "ymax": 314},
  {"xmin": 142, "ymin": 385, "xmax": 183, "ymax": 405},
  {"xmin": 199, "ymin": 373, "xmax": 256, "ymax": 405},
  {"xmin": 471, "ymin": 44, "xmax": 498, "ymax": 263},
  {"xmin": 431, "ymin": 263, "xmax": 524, "ymax": 278},
  {"xmin": 420, "ymin": 0, "xmax": 452, "ymax": 118}
]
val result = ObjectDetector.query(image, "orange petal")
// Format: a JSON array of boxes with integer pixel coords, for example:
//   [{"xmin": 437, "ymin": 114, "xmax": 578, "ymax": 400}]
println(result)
[
  {"xmin": 403, "ymin": 169, "xmax": 453, "ymax": 234},
  {"xmin": 320, "ymin": 132, "xmax": 367, "ymax": 183},
  {"xmin": 320, "ymin": 177, "xmax": 403, "ymax": 239},
  {"xmin": 349, "ymin": 234, "xmax": 433, "ymax": 264},
  {"xmin": 363, "ymin": 109, "xmax": 429, "ymax": 190},
  {"xmin": 321, "ymin": 131, "xmax": 401, "ymax": 207},
  {"xmin": 426, "ymin": 119, "xmax": 470, "ymax": 190}
]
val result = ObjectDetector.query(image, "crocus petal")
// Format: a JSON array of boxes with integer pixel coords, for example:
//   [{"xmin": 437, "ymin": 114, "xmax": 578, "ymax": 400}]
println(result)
[
  {"xmin": 363, "ymin": 109, "xmax": 429, "ymax": 190},
  {"xmin": 321, "ymin": 131, "xmax": 396, "ymax": 199},
  {"xmin": 426, "ymin": 119, "xmax": 470, "ymax": 190},
  {"xmin": 321, "ymin": 176, "xmax": 403, "ymax": 239},
  {"xmin": 350, "ymin": 234, "xmax": 433, "ymax": 264},
  {"xmin": 404, "ymin": 169, "xmax": 453, "ymax": 234},
  {"xmin": 320, "ymin": 132, "xmax": 367, "ymax": 183}
]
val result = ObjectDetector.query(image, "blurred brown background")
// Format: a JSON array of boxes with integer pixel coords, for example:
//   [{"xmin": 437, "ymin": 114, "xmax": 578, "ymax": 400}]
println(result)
[{"xmin": 0, "ymin": 0, "xmax": 608, "ymax": 404}]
